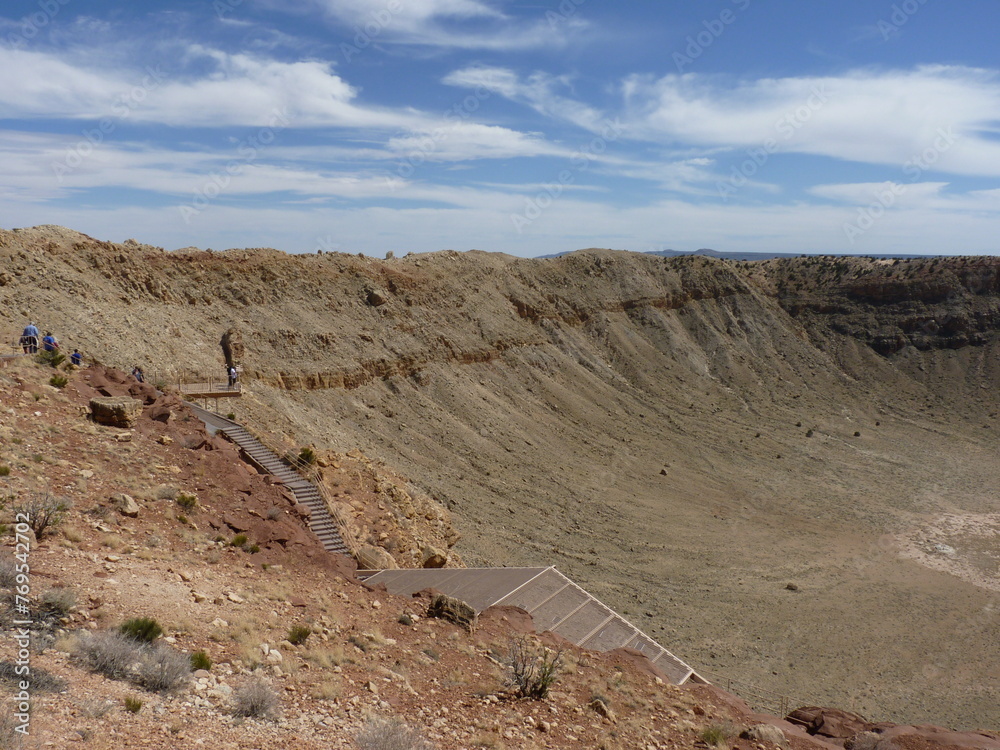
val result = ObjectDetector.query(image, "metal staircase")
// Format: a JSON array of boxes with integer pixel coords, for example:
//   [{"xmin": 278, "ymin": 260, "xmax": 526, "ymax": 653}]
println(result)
[{"xmin": 187, "ymin": 404, "xmax": 352, "ymax": 557}]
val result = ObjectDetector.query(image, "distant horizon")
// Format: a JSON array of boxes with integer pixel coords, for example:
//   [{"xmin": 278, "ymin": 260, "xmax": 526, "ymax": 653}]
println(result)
[{"xmin": 2, "ymin": 1, "xmax": 999, "ymax": 257}]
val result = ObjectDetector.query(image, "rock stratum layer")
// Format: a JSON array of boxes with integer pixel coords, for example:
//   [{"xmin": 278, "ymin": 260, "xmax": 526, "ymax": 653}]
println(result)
[{"xmin": 2, "ymin": 225, "xmax": 999, "ymax": 730}]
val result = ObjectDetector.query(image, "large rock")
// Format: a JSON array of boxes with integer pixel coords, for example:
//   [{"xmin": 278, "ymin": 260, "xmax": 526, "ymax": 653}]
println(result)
[
  {"xmin": 427, "ymin": 593, "xmax": 476, "ymax": 631},
  {"xmin": 89, "ymin": 397, "xmax": 143, "ymax": 427},
  {"xmin": 740, "ymin": 724, "xmax": 789, "ymax": 749},
  {"xmin": 355, "ymin": 545, "xmax": 397, "ymax": 570},
  {"xmin": 421, "ymin": 545, "xmax": 448, "ymax": 568},
  {"xmin": 113, "ymin": 493, "xmax": 140, "ymax": 518},
  {"xmin": 786, "ymin": 707, "xmax": 872, "ymax": 740}
]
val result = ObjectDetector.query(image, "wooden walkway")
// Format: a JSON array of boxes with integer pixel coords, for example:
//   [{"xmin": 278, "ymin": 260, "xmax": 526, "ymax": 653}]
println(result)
[
  {"xmin": 177, "ymin": 381, "xmax": 243, "ymax": 399},
  {"xmin": 187, "ymin": 404, "xmax": 351, "ymax": 557}
]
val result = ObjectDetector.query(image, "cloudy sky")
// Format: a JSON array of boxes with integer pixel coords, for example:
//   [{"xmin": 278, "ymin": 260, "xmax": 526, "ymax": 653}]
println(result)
[{"xmin": 2, "ymin": 0, "xmax": 999, "ymax": 256}]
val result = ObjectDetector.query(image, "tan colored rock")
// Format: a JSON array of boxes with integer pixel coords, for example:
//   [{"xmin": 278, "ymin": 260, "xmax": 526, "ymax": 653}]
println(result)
[
  {"xmin": 355, "ymin": 545, "xmax": 397, "ymax": 571},
  {"xmin": 89, "ymin": 396, "xmax": 143, "ymax": 428},
  {"xmin": 588, "ymin": 697, "xmax": 616, "ymax": 723},
  {"xmin": 740, "ymin": 724, "xmax": 789, "ymax": 749},
  {"xmin": 421, "ymin": 545, "xmax": 448, "ymax": 568},
  {"xmin": 113, "ymin": 493, "xmax": 140, "ymax": 517}
]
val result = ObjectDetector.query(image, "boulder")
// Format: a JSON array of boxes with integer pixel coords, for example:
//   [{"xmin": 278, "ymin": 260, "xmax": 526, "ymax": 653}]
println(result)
[
  {"xmin": 113, "ymin": 493, "xmax": 140, "ymax": 518},
  {"xmin": 421, "ymin": 545, "xmax": 448, "ymax": 568},
  {"xmin": 90, "ymin": 397, "xmax": 143, "ymax": 428},
  {"xmin": 787, "ymin": 707, "xmax": 872, "ymax": 740},
  {"xmin": 741, "ymin": 724, "xmax": 789, "ymax": 749},
  {"xmin": 355, "ymin": 545, "xmax": 397, "ymax": 571},
  {"xmin": 427, "ymin": 593, "xmax": 476, "ymax": 631},
  {"xmin": 588, "ymin": 697, "xmax": 616, "ymax": 722}
]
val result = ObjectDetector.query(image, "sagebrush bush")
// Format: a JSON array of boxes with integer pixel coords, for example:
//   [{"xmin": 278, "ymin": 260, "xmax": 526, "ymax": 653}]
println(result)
[
  {"xmin": 190, "ymin": 650, "xmax": 212, "ymax": 671},
  {"xmin": 229, "ymin": 533, "xmax": 248, "ymax": 548},
  {"xmin": 40, "ymin": 586, "xmax": 76, "ymax": 616},
  {"xmin": 120, "ymin": 617, "xmax": 163, "ymax": 643},
  {"xmin": 124, "ymin": 696, "xmax": 143, "ymax": 714},
  {"xmin": 354, "ymin": 716, "xmax": 434, "ymax": 750},
  {"xmin": 232, "ymin": 675, "xmax": 279, "ymax": 720},
  {"xmin": 135, "ymin": 644, "xmax": 190, "ymax": 692},
  {"xmin": 49, "ymin": 374, "xmax": 68, "ymax": 389},
  {"xmin": 76, "ymin": 631, "xmax": 140, "ymax": 680},
  {"xmin": 0, "ymin": 558, "xmax": 17, "ymax": 588}
]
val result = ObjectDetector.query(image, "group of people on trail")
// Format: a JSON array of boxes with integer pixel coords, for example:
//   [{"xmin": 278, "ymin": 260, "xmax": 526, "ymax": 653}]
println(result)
[{"xmin": 20, "ymin": 322, "xmax": 83, "ymax": 366}]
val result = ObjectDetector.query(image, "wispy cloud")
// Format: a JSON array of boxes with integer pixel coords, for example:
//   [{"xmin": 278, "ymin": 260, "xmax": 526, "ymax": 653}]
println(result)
[
  {"xmin": 620, "ymin": 66, "xmax": 1000, "ymax": 177},
  {"xmin": 293, "ymin": 0, "xmax": 588, "ymax": 51}
]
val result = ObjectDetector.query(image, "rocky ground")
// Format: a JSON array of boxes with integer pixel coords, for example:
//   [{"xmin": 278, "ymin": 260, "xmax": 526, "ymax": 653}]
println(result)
[
  {"xmin": 1, "ymin": 226, "xmax": 998, "ymax": 731},
  {"xmin": 3, "ymin": 356, "xmax": 999, "ymax": 749}
]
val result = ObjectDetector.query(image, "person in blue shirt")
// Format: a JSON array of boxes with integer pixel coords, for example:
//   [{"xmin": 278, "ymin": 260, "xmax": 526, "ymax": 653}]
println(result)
[
  {"xmin": 71, "ymin": 349, "xmax": 83, "ymax": 367},
  {"xmin": 42, "ymin": 332, "xmax": 59, "ymax": 352},
  {"xmin": 20, "ymin": 323, "xmax": 39, "ymax": 353}
]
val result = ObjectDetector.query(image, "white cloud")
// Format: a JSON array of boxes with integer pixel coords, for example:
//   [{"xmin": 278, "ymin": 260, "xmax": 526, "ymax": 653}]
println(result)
[
  {"xmin": 0, "ymin": 45, "xmax": 422, "ymax": 128},
  {"xmin": 302, "ymin": 0, "xmax": 587, "ymax": 51},
  {"xmin": 444, "ymin": 66, "xmax": 605, "ymax": 131},
  {"xmin": 808, "ymin": 181, "xmax": 950, "ymax": 207},
  {"xmin": 621, "ymin": 66, "xmax": 1000, "ymax": 177}
]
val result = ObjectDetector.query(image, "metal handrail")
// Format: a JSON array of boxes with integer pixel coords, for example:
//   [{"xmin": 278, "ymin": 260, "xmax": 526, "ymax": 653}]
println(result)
[{"xmin": 204, "ymin": 411, "xmax": 359, "ymax": 557}]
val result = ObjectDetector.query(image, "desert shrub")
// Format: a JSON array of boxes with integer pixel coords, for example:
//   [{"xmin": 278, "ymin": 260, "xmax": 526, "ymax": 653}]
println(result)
[
  {"xmin": 266, "ymin": 506, "xmax": 281, "ymax": 521},
  {"xmin": 154, "ymin": 486, "xmax": 178, "ymax": 501},
  {"xmin": 398, "ymin": 613, "xmax": 414, "ymax": 626},
  {"xmin": 226, "ymin": 412, "xmax": 236, "ymax": 420},
  {"xmin": 119, "ymin": 617, "xmax": 163, "ymax": 643},
  {"xmin": 49, "ymin": 374, "xmax": 68, "ymax": 389},
  {"xmin": 36, "ymin": 350, "xmax": 65, "ymax": 368},
  {"xmin": 0, "ymin": 466, "xmax": 9, "ymax": 477},
  {"xmin": 124, "ymin": 696, "xmax": 143, "ymax": 714},
  {"xmin": 504, "ymin": 636, "xmax": 563, "ymax": 700},
  {"xmin": 0, "ymin": 661, "xmax": 65, "ymax": 693},
  {"xmin": 700, "ymin": 723, "xmax": 737, "ymax": 748},
  {"xmin": 354, "ymin": 716, "xmax": 434, "ymax": 750},
  {"xmin": 297, "ymin": 446, "xmax": 317, "ymax": 465},
  {"xmin": 12, "ymin": 493, "xmax": 70, "ymax": 538},
  {"xmin": 247, "ymin": 543, "xmax": 260, "ymax": 554},
  {"xmin": 176, "ymin": 493, "xmax": 198, "ymax": 511},
  {"xmin": 232, "ymin": 675, "xmax": 279, "ymax": 720},
  {"xmin": 229, "ymin": 533, "xmax": 248, "ymax": 548},
  {"xmin": 135, "ymin": 644, "xmax": 190, "ymax": 692},
  {"xmin": 287, "ymin": 625, "xmax": 311, "ymax": 646},
  {"xmin": 0, "ymin": 558, "xmax": 17, "ymax": 588},
  {"xmin": 40, "ymin": 586, "xmax": 76, "ymax": 616},
  {"xmin": 190, "ymin": 650, "xmax": 212, "ymax": 671},
  {"xmin": 76, "ymin": 631, "xmax": 141, "ymax": 680}
]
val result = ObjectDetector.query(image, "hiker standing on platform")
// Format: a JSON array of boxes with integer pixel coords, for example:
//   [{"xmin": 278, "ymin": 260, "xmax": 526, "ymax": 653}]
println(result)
[
  {"xmin": 20, "ymin": 323, "xmax": 39, "ymax": 353},
  {"xmin": 228, "ymin": 365, "xmax": 238, "ymax": 389}
]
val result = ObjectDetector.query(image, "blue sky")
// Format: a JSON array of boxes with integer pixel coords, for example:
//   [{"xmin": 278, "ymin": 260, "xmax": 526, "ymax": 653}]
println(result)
[{"xmin": 2, "ymin": 0, "xmax": 999, "ymax": 256}]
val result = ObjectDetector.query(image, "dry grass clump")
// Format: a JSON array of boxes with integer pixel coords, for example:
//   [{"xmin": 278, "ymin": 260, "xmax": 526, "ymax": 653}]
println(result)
[
  {"xmin": 232, "ymin": 674, "xmax": 279, "ymax": 720},
  {"xmin": 354, "ymin": 715, "xmax": 434, "ymax": 750}
]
